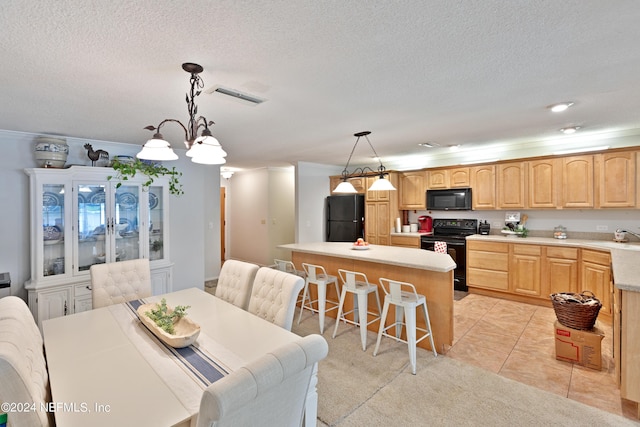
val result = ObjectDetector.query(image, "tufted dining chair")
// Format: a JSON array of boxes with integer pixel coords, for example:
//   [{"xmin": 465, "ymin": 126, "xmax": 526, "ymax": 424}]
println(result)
[
  {"xmin": 196, "ymin": 334, "xmax": 328, "ymax": 427},
  {"xmin": 215, "ymin": 260, "xmax": 260, "ymax": 310},
  {"xmin": 0, "ymin": 296, "xmax": 53, "ymax": 426},
  {"xmin": 90, "ymin": 259, "xmax": 152, "ymax": 308},
  {"xmin": 247, "ymin": 267, "xmax": 305, "ymax": 331}
]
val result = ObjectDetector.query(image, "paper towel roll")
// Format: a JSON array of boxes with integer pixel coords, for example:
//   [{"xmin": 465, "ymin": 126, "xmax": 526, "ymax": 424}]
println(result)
[{"xmin": 395, "ymin": 218, "xmax": 401, "ymax": 233}]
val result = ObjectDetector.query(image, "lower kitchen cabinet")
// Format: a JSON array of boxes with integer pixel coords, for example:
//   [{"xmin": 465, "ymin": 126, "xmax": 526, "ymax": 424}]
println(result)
[
  {"xmin": 510, "ymin": 244, "xmax": 542, "ymax": 297},
  {"xmin": 467, "ymin": 241, "xmax": 509, "ymax": 291},
  {"xmin": 467, "ymin": 240, "xmax": 611, "ymax": 317},
  {"xmin": 390, "ymin": 234, "xmax": 420, "ymax": 248},
  {"xmin": 614, "ymin": 287, "xmax": 640, "ymax": 416},
  {"xmin": 581, "ymin": 249, "xmax": 612, "ymax": 316}
]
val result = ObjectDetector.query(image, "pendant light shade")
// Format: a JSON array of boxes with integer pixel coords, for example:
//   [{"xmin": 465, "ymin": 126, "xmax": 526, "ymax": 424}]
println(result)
[
  {"xmin": 333, "ymin": 131, "xmax": 396, "ymax": 193},
  {"xmin": 136, "ymin": 134, "xmax": 179, "ymax": 161}
]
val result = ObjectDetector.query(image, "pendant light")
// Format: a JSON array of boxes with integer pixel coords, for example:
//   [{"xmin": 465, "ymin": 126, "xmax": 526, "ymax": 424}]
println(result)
[
  {"xmin": 137, "ymin": 63, "xmax": 226, "ymax": 165},
  {"xmin": 333, "ymin": 131, "xmax": 396, "ymax": 193}
]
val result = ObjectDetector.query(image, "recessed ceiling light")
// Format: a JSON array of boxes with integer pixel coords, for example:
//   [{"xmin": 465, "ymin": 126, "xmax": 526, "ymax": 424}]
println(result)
[
  {"xmin": 418, "ymin": 142, "xmax": 439, "ymax": 148},
  {"xmin": 560, "ymin": 126, "xmax": 581, "ymax": 134},
  {"xmin": 549, "ymin": 102, "xmax": 574, "ymax": 113}
]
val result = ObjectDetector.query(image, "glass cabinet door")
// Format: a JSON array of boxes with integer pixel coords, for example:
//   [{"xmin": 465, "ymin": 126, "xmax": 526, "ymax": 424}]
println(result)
[
  {"xmin": 76, "ymin": 183, "xmax": 107, "ymax": 271},
  {"xmin": 42, "ymin": 184, "xmax": 66, "ymax": 277},
  {"xmin": 114, "ymin": 185, "xmax": 141, "ymax": 262},
  {"xmin": 148, "ymin": 186, "xmax": 165, "ymax": 261}
]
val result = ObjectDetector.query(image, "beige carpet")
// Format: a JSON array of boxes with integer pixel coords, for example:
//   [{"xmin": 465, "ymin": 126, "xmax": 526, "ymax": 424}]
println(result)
[{"xmin": 291, "ymin": 314, "xmax": 639, "ymax": 427}]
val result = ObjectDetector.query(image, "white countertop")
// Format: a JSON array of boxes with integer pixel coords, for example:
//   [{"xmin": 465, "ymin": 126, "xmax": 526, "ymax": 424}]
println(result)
[
  {"xmin": 467, "ymin": 234, "xmax": 640, "ymax": 292},
  {"xmin": 279, "ymin": 242, "xmax": 456, "ymax": 273}
]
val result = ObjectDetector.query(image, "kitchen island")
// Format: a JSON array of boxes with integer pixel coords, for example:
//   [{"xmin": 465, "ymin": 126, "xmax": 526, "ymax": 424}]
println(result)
[{"xmin": 279, "ymin": 242, "xmax": 456, "ymax": 353}]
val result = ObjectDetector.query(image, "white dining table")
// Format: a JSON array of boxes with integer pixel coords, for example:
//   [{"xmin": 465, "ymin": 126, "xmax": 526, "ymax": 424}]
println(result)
[{"xmin": 42, "ymin": 287, "xmax": 318, "ymax": 427}]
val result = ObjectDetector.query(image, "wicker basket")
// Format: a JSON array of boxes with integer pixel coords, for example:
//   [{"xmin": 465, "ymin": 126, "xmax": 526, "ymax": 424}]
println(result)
[{"xmin": 550, "ymin": 291, "xmax": 602, "ymax": 330}]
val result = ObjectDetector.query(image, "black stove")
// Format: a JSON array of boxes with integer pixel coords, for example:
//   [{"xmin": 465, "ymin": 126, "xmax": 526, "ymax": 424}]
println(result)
[{"xmin": 421, "ymin": 219, "xmax": 478, "ymax": 291}]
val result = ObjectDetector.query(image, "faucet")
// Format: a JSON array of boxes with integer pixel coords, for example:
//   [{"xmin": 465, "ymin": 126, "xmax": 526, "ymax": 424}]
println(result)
[{"xmin": 616, "ymin": 228, "xmax": 640, "ymax": 240}]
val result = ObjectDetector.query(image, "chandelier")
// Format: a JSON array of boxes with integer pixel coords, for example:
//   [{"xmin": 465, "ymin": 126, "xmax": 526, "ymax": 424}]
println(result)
[
  {"xmin": 333, "ymin": 131, "xmax": 396, "ymax": 193},
  {"xmin": 136, "ymin": 63, "xmax": 227, "ymax": 165}
]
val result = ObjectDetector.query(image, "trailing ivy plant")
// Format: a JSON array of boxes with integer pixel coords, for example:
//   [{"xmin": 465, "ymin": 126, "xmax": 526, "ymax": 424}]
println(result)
[{"xmin": 108, "ymin": 158, "xmax": 184, "ymax": 196}]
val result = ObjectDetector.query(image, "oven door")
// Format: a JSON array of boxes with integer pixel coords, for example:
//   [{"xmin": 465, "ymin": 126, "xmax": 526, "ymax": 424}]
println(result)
[{"xmin": 421, "ymin": 237, "xmax": 468, "ymax": 291}]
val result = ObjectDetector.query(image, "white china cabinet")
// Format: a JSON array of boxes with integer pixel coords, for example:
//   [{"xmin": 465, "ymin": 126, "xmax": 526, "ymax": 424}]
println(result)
[{"xmin": 24, "ymin": 166, "xmax": 173, "ymax": 328}]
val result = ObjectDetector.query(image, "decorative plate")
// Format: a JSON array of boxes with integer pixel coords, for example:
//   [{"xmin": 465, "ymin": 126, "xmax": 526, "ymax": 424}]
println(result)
[
  {"xmin": 148, "ymin": 192, "xmax": 159, "ymax": 210},
  {"xmin": 43, "ymin": 225, "xmax": 62, "ymax": 241},
  {"xmin": 118, "ymin": 192, "xmax": 137, "ymax": 210},
  {"xmin": 90, "ymin": 192, "xmax": 106, "ymax": 204},
  {"xmin": 42, "ymin": 192, "xmax": 60, "ymax": 211},
  {"xmin": 77, "ymin": 193, "xmax": 86, "ymax": 205}
]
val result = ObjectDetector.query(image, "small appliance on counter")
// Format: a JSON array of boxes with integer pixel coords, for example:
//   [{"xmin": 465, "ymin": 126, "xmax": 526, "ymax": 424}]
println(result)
[
  {"xmin": 554, "ymin": 225, "xmax": 567, "ymax": 239},
  {"xmin": 479, "ymin": 220, "xmax": 491, "ymax": 235},
  {"xmin": 417, "ymin": 215, "xmax": 433, "ymax": 233}
]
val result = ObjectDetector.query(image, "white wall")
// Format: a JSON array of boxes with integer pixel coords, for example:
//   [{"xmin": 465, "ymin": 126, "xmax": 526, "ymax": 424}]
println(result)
[
  {"xmin": 269, "ymin": 168, "xmax": 296, "ymax": 262},
  {"xmin": 295, "ymin": 162, "xmax": 343, "ymax": 243},
  {"xmin": 0, "ymin": 130, "xmax": 221, "ymax": 299}
]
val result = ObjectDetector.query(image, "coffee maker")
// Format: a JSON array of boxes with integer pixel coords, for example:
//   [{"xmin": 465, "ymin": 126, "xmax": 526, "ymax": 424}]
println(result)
[{"xmin": 418, "ymin": 215, "xmax": 432, "ymax": 233}]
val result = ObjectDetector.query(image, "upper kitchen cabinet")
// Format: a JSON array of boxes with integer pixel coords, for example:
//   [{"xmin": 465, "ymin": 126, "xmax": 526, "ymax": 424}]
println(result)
[
  {"xmin": 528, "ymin": 159, "xmax": 560, "ymax": 208},
  {"xmin": 560, "ymin": 155, "xmax": 594, "ymax": 208},
  {"xmin": 329, "ymin": 176, "xmax": 366, "ymax": 194},
  {"xmin": 398, "ymin": 171, "xmax": 427, "ymax": 209},
  {"xmin": 470, "ymin": 165, "xmax": 496, "ymax": 209},
  {"xmin": 365, "ymin": 173, "xmax": 397, "ymax": 202},
  {"xmin": 497, "ymin": 162, "xmax": 527, "ymax": 209},
  {"xmin": 426, "ymin": 167, "xmax": 470, "ymax": 189},
  {"xmin": 596, "ymin": 151, "xmax": 636, "ymax": 208}
]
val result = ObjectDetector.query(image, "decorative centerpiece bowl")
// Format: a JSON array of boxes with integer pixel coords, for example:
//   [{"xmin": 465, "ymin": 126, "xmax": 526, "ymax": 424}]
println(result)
[
  {"xmin": 137, "ymin": 302, "xmax": 200, "ymax": 348},
  {"xmin": 34, "ymin": 136, "xmax": 69, "ymax": 168}
]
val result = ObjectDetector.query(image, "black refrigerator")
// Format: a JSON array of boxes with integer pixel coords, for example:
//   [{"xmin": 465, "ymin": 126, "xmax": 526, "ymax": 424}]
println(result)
[{"xmin": 326, "ymin": 194, "xmax": 365, "ymax": 242}]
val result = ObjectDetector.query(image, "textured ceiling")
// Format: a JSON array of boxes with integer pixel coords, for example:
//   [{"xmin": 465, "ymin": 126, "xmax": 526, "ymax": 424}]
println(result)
[{"xmin": 3, "ymin": 1, "xmax": 640, "ymax": 171}]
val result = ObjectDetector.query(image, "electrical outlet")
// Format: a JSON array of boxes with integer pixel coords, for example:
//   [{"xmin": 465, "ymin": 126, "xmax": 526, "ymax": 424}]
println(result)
[{"xmin": 596, "ymin": 225, "xmax": 608, "ymax": 231}]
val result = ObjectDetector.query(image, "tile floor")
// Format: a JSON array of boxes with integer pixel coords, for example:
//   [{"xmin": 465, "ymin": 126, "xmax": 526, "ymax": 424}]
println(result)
[{"xmin": 449, "ymin": 292, "xmax": 639, "ymax": 421}]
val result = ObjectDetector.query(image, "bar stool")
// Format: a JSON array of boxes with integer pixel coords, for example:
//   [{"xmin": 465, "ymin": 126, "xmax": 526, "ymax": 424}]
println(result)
[
  {"xmin": 297, "ymin": 263, "xmax": 340, "ymax": 334},
  {"xmin": 332, "ymin": 269, "xmax": 382, "ymax": 351},
  {"xmin": 373, "ymin": 277, "xmax": 437, "ymax": 374},
  {"xmin": 274, "ymin": 259, "xmax": 309, "ymax": 309}
]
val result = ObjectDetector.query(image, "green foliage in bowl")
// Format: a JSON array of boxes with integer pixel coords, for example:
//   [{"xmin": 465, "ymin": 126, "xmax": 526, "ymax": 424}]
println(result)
[{"xmin": 145, "ymin": 298, "xmax": 190, "ymax": 335}]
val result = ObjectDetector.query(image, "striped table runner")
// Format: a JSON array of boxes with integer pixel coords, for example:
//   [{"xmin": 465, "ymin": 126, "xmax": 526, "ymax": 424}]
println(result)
[{"xmin": 108, "ymin": 299, "xmax": 243, "ymax": 414}]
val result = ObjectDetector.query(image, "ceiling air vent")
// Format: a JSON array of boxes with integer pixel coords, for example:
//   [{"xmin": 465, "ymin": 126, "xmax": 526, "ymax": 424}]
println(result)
[{"xmin": 205, "ymin": 85, "xmax": 266, "ymax": 105}]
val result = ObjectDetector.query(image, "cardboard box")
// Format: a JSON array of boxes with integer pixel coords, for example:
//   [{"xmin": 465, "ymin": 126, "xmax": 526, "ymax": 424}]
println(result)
[{"xmin": 554, "ymin": 320, "xmax": 604, "ymax": 370}]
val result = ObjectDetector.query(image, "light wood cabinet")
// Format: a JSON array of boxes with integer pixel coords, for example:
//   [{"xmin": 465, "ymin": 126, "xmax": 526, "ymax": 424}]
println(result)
[
  {"xmin": 365, "ymin": 202, "xmax": 391, "ymax": 245},
  {"xmin": 449, "ymin": 168, "xmax": 471, "ymax": 187},
  {"xmin": 497, "ymin": 162, "xmax": 527, "ymax": 209},
  {"xmin": 614, "ymin": 288, "xmax": 640, "ymax": 415},
  {"xmin": 561, "ymin": 155, "xmax": 594, "ymax": 208},
  {"xmin": 390, "ymin": 234, "xmax": 420, "ymax": 248},
  {"xmin": 366, "ymin": 174, "xmax": 394, "ymax": 202},
  {"xmin": 510, "ymin": 244, "xmax": 542, "ymax": 296},
  {"xmin": 329, "ymin": 176, "xmax": 367, "ymax": 194},
  {"xmin": 580, "ymin": 249, "xmax": 612, "ymax": 316},
  {"xmin": 544, "ymin": 246, "xmax": 579, "ymax": 295},
  {"xmin": 427, "ymin": 167, "xmax": 470, "ymax": 189},
  {"xmin": 528, "ymin": 158, "xmax": 559, "ymax": 208},
  {"xmin": 398, "ymin": 171, "xmax": 427, "ymax": 209},
  {"xmin": 597, "ymin": 151, "xmax": 636, "ymax": 208},
  {"xmin": 467, "ymin": 241, "xmax": 509, "ymax": 291},
  {"xmin": 470, "ymin": 165, "xmax": 496, "ymax": 209}
]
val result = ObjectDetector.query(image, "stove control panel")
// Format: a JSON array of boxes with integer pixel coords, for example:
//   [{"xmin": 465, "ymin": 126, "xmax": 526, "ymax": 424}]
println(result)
[{"xmin": 433, "ymin": 219, "xmax": 478, "ymax": 230}]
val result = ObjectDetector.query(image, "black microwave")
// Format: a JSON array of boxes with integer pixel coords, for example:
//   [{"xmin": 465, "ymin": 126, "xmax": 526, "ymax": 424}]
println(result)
[{"xmin": 426, "ymin": 188, "xmax": 472, "ymax": 210}]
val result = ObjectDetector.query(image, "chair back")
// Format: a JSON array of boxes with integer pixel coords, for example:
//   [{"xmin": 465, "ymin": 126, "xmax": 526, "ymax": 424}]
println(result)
[
  {"xmin": 248, "ymin": 267, "xmax": 304, "ymax": 331},
  {"xmin": 0, "ymin": 297, "xmax": 52, "ymax": 426},
  {"xmin": 196, "ymin": 334, "xmax": 328, "ymax": 427},
  {"xmin": 274, "ymin": 259, "xmax": 296, "ymax": 274},
  {"xmin": 379, "ymin": 278, "xmax": 419, "ymax": 304},
  {"xmin": 302, "ymin": 263, "xmax": 327, "ymax": 282},
  {"xmin": 338, "ymin": 269, "xmax": 368, "ymax": 291},
  {"xmin": 90, "ymin": 259, "xmax": 152, "ymax": 308},
  {"xmin": 215, "ymin": 260, "xmax": 259, "ymax": 310}
]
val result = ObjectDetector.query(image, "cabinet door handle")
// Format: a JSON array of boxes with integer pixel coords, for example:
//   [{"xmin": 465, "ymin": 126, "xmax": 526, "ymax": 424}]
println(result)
[
  {"xmin": 64, "ymin": 300, "xmax": 68, "ymax": 316},
  {"xmin": 86, "ymin": 285, "xmax": 92, "ymax": 291}
]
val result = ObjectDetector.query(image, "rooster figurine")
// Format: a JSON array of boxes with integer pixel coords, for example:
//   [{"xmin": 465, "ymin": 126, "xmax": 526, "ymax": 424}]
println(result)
[{"xmin": 83, "ymin": 144, "xmax": 109, "ymax": 166}]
